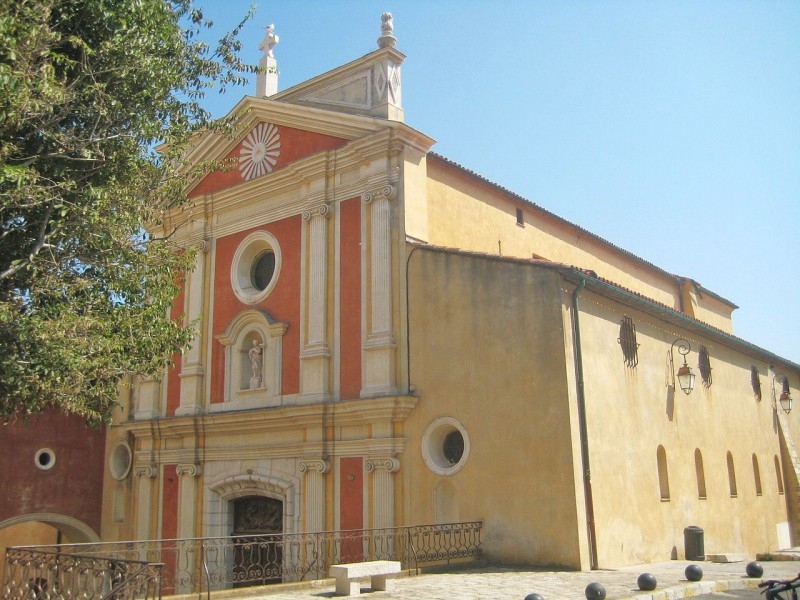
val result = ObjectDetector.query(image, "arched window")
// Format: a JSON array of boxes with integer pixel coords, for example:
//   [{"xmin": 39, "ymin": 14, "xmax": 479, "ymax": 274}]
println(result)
[
  {"xmin": 727, "ymin": 452, "xmax": 738, "ymax": 498},
  {"xmin": 657, "ymin": 445, "xmax": 670, "ymax": 501},
  {"xmin": 775, "ymin": 455, "xmax": 785, "ymax": 494},
  {"xmin": 751, "ymin": 366, "xmax": 762, "ymax": 401},
  {"xmin": 752, "ymin": 454, "xmax": 763, "ymax": 496},
  {"xmin": 694, "ymin": 449, "xmax": 707, "ymax": 499}
]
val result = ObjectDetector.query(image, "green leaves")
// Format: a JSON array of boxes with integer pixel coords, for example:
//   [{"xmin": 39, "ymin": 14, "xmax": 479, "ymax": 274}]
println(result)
[{"xmin": 0, "ymin": 0, "xmax": 252, "ymax": 425}]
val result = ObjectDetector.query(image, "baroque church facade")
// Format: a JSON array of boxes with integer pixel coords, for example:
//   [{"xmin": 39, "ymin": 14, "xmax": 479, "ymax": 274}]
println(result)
[{"xmin": 3, "ymin": 15, "xmax": 799, "ymax": 579}]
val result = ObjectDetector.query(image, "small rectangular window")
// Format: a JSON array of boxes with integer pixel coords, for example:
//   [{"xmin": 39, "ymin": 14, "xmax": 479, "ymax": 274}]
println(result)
[{"xmin": 515, "ymin": 208, "xmax": 524, "ymax": 227}]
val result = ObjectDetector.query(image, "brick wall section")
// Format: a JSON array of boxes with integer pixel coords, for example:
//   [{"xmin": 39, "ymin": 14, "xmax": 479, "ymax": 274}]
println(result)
[{"xmin": 0, "ymin": 410, "xmax": 105, "ymax": 536}]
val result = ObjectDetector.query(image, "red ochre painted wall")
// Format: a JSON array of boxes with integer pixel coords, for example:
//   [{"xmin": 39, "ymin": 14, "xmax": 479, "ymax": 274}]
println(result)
[
  {"xmin": 0, "ymin": 410, "xmax": 105, "ymax": 536},
  {"xmin": 160, "ymin": 465, "xmax": 179, "ymax": 540},
  {"xmin": 339, "ymin": 197, "xmax": 362, "ymax": 399},
  {"xmin": 339, "ymin": 457, "xmax": 363, "ymax": 530},
  {"xmin": 190, "ymin": 125, "xmax": 348, "ymax": 197},
  {"xmin": 160, "ymin": 464, "xmax": 179, "ymax": 594},
  {"xmin": 339, "ymin": 456, "xmax": 364, "ymax": 562},
  {"xmin": 211, "ymin": 216, "xmax": 302, "ymax": 402}
]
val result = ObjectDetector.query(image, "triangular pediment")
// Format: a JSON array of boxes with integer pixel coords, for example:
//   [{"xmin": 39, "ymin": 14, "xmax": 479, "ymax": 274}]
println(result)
[
  {"xmin": 183, "ymin": 97, "xmax": 392, "ymax": 196},
  {"xmin": 303, "ymin": 71, "xmax": 371, "ymax": 110},
  {"xmin": 272, "ymin": 46, "xmax": 405, "ymax": 121}
]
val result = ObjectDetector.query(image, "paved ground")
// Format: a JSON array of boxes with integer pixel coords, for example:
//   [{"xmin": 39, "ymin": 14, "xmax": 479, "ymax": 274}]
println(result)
[{"xmin": 239, "ymin": 553, "xmax": 800, "ymax": 600}]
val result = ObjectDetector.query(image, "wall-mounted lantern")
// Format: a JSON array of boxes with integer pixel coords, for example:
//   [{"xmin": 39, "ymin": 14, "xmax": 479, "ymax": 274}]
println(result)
[
  {"xmin": 773, "ymin": 374, "xmax": 793, "ymax": 414},
  {"xmin": 668, "ymin": 338, "xmax": 696, "ymax": 395}
]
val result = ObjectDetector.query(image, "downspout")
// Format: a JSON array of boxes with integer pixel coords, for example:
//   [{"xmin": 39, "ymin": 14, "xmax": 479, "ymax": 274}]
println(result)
[{"xmin": 571, "ymin": 277, "xmax": 598, "ymax": 569}]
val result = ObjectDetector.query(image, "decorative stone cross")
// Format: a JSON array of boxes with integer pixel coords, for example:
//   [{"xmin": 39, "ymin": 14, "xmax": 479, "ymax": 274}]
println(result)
[{"xmin": 260, "ymin": 24, "xmax": 279, "ymax": 58}]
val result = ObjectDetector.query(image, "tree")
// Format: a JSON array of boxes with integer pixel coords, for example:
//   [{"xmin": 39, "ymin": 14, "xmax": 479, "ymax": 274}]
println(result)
[{"xmin": 0, "ymin": 0, "xmax": 253, "ymax": 425}]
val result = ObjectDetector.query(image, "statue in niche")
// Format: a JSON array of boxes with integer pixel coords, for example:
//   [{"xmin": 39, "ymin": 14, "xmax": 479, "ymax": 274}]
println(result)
[
  {"xmin": 260, "ymin": 24, "xmax": 279, "ymax": 58},
  {"xmin": 248, "ymin": 339, "xmax": 265, "ymax": 389}
]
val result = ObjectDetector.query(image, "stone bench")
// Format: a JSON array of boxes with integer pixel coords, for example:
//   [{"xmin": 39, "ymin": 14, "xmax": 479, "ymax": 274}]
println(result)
[{"xmin": 329, "ymin": 560, "xmax": 402, "ymax": 596}]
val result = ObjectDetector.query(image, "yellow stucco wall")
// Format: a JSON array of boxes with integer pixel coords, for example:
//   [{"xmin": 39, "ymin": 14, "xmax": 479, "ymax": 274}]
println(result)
[
  {"xmin": 405, "ymin": 248, "xmax": 589, "ymax": 569},
  {"xmin": 422, "ymin": 158, "xmax": 735, "ymax": 334},
  {"xmin": 569, "ymin": 285, "xmax": 789, "ymax": 567},
  {"xmin": 404, "ymin": 246, "xmax": 793, "ymax": 568}
]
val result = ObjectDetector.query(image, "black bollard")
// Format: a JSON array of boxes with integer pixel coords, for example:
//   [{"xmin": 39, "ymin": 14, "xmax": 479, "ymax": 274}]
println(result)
[
  {"xmin": 637, "ymin": 573, "xmax": 657, "ymax": 591},
  {"xmin": 746, "ymin": 562, "xmax": 764, "ymax": 578},
  {"xmin": 685, "ymin": 564, "xmax": 703, "ymax": 581},
  {"xmin": 585, "ymin": 582, "xmax": 606, "ymax": 600}
]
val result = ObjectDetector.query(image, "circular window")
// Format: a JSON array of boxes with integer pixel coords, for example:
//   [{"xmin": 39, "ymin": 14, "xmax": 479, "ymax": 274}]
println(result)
[
  {"xmin": 422, "ymin": 417, "xmax": 470, "ymax": 476},
  {"xmin": 109, "ymin": 442, "xmax": 133, "ymax": 480},
  {"xmin": 231, "ymin": 231, "xmax": 282, "ymax": 304},
  {"xmin": 443, "ymin": 430, "xmax": 465, "ymax": 464},
  {"xmin": 35, "ymin": 448, "xmax": 56, "ymax": 471},
  {"xmin": 251, "ymin": 250, "xmax": 276, "ymax": 291}
]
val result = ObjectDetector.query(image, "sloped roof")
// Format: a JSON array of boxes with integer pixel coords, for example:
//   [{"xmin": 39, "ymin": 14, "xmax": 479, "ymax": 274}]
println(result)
[
  {"xmin": 426, "ymin": 152, "xmax": 737, "ymax": 310},
  {"xmin": 407, "ymin": 242, "xmax": 796, "ymax": 370}
]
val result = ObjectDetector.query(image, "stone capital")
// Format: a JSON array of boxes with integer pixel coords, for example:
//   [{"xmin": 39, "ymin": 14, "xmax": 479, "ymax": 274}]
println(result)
[
  {"xmin": 299, "ymin": 458, "xmax": 331, "ymax": 474},
  {"xmin": 361, "ymin": 185, "xmax": 394, "ymax": 204},
  {"xmin": 134, "ymin": 464, "xmax": 157, "ymax": 478},
  {"xmin": 302, "ymin": 204, "xmax": 331, "ymax": 221},
  {"xmin": 365, "ymin": 457, "xmax": 400, "ymax": 473},
  {"xmin": 176, "ymin": 463, "xmax": 203, "ymax": 477}
]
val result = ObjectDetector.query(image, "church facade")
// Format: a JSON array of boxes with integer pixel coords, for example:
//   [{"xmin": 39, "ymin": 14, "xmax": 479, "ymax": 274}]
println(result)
[{"xmin": 81, "ymin": 15, "xmax": 800, "ymax": 573}]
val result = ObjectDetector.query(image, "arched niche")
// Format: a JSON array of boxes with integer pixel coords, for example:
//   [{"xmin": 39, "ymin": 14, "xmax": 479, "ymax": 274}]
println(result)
[{"xmin": 214, "ymin": 309, "xmax": 288, "ymax": 411}]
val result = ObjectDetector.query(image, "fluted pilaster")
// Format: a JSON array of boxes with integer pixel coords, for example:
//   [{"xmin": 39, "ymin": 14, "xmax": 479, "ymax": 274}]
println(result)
[
  {"xmin": 365, "ymin": 457, "xmax": 399, "ymax": 529},
  {"xmin": 177, "ymin": 238, "xmax": 208, "ymax": 416},
  {"xmin": 300, "ymin": 458, "xmax": 330, "ymax": 533},
  {"xmin": 361, "ymin": 186, "xmax": 397, "ymax": 397},
  {"xmin": 300, "ymin": 206, "xmax": 331, "ymax": 400}
]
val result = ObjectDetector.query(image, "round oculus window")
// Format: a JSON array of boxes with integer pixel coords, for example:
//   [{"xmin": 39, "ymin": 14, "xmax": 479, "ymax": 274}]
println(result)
[
  {"xmin": 35, "ymin": 448, "xmax": 56, "ymax": 471},
  {"xmin": 251, "ymin": 250, "xmax": 276, "ymax": 291},
  {"xmin": 109, "ymin": 441, "xmax": 133, "ymax": 480},
  {"xmin": 422, "ymin": 417, "xmax": 470, "ymax": 476},
  {"xmin": 231, "ymin": 231, "xmax": 282, "ymax": 304},
  {"xmin": 443, "ymin": 430, "xmax": 465, "ymax": 464}
]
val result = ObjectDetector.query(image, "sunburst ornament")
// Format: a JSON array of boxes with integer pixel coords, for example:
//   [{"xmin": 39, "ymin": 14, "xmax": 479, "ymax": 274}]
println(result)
[{"xmin": 239, "ymin": 123, "xmax": 281, "ymax": 180}]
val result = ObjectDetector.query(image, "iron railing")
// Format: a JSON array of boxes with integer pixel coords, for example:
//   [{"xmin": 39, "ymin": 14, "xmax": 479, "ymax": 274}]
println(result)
[
  {"xmin": 2, "ymin": 548, "xmax": 163, "ymax": 599},
  {"xmin": 5, "ymin": 522, "xmax": 482, "ymax": 596}
]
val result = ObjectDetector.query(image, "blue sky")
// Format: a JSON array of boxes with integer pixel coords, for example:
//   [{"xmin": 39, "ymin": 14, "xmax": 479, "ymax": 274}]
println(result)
[{"xmin": 195, "ymin": 1, "xmax": 799, "ymax": 365}]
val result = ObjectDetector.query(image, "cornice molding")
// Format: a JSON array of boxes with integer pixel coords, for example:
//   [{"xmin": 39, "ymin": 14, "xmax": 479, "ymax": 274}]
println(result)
[
  {"xmin": 166, "ymin": 125, "xmax": 435, "ymax": 247},
  {"xmin": 121, "ymin": 395, "xmax": 418, "ymax": 439}
]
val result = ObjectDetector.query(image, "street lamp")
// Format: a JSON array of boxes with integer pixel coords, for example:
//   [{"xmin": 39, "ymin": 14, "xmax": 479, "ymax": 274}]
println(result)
[{"xmin": 669, "ymin": 338, "xmax": 695, "ymax": 395}]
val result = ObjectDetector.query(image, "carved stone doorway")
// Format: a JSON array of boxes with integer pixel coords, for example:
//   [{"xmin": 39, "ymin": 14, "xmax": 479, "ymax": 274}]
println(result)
[{"xmin": 231, "ymin": 496, "xmax": 283, "ymax": 588}]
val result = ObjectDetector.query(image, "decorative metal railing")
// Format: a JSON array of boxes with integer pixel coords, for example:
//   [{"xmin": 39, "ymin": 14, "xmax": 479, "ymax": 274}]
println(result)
[
  {"xmin": 4, "ymin": 522, "xmax": 482, "ymax": 596},
  {"xmin": 2, "ymin": 548, "xmax": 163, "ymax": 599}
]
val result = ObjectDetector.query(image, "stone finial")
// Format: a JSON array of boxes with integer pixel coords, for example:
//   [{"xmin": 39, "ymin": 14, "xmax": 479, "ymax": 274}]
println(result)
[
  {"xmin": 377, "ymin": 12, "xmax": 396, "ymax": 48},
  {"xmin": 259, "ymin": 24, "xmax": 279, "ymax": 58}
]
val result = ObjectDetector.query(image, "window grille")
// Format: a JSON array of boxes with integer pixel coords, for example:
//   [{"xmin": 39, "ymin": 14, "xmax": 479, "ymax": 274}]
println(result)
[
  {"xmin": 751, "ymin": 366, "xmax": 762, "ymax": 401},
  {"xmin": 617, "ymin": 316, "xmax": 639, "ymax": 367},
  {"xmin": 698, "ymin": 346, "xmax": 712, "ymax": 388}
]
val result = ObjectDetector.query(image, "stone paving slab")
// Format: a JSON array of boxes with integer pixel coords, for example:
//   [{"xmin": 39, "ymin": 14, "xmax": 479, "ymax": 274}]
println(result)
[{"xmin": 243, "ymin": 559, "xmax": 800, "ymax": 600}]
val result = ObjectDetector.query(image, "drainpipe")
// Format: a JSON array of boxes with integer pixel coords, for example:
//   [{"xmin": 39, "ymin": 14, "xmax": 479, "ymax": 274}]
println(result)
[{"xmin": 571, "ymin": 277, "xmax": 598, "ymax": 569}]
